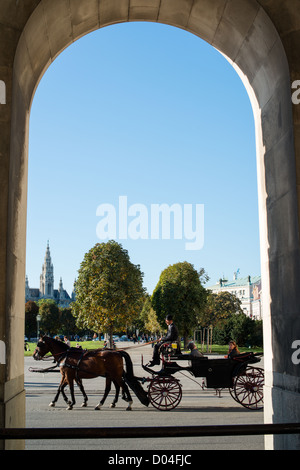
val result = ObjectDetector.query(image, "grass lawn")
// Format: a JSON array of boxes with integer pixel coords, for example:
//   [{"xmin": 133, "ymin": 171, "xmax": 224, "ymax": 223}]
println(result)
[
  {"xmin": 24, "ymin": 340, "xmax": 105, "ymax": 356},
  {"xmin": 24, "ymin": 340, "xmax": 262, "ymax": 357}
]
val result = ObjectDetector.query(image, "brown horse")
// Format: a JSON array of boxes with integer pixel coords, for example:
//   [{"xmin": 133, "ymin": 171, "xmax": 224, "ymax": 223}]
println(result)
[{"xmin": 33, "ymin": 336, "xmax": 148, "ymax": 410}]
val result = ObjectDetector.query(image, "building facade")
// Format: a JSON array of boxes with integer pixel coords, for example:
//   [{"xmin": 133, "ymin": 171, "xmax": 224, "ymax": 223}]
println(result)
[
  {"xmin": 208, "ymin": 273, "xmax": 262, "ymax": 320},
  {"xmin": 25, "ymin": 242, "xmax": 75, "ymax": 308}
]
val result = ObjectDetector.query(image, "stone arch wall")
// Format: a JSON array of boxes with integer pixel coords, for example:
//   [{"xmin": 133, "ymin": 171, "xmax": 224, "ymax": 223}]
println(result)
[{"xmin": 1, "ymin": 0, "xmax": 300, "ymax": 449}]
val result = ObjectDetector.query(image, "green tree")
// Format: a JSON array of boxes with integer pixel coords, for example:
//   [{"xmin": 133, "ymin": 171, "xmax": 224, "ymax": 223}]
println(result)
[
  {"xmin": 37, "ymin": 299, "xmax": 60, "ymax": 336},
  {"xmin": 200, "ymin": 291, "xmax": 243, "ymax": 328},
  {"xmin": 151, "ymin": 262, "xmax": 207, "ymax": 347},
  {"xmin": 72, "ymin": 241, "xmax": 145, "ymax": 347},
  {"xmin": 59, "ymin": 307, "xmax": 77, "ymax": 337},
  {"xmin": 140, "ymin": 295, "xmax": 160, "ymax": 335},
  {"xmin": 25, "ymin": 300, "xmax": 39, "ymax": 339},
  {"xmin": 213, "ymin": 313, "xmax": 263, "ymax": 348}
]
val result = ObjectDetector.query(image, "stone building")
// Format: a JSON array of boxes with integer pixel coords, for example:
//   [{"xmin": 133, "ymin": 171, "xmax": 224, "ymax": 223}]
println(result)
[
  {"xmin": 208, "ymin": 273, "xmax": 262, "ymax": 320},
  {"xmin": 25, "ymin": 242, "xmax": 75, "ymax": 308}
]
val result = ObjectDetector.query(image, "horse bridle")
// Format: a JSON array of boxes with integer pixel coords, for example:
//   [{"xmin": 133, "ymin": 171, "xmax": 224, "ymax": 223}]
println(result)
[
  {"xmin": 34, "ymin": 340, "xmax": 61, "ymax": 362},
  {"xmin": 34, "ymin": 341, "xmax": 86, "ymax": 378}
]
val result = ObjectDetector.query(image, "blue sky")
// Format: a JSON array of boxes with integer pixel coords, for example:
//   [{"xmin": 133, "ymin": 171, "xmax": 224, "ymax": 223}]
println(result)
[{"xmin": 26, "ymin": 21, "xmax": 260, "ymax": 296}]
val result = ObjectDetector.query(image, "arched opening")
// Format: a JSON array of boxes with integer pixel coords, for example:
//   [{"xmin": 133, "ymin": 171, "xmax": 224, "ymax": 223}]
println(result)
[
  {"xmin": 3, "ymin": 0, "xmax": 300, "ymax": 450},
  {"xmin": 27, "ymin": 22, "xmax": 259, "ymax": 300}
]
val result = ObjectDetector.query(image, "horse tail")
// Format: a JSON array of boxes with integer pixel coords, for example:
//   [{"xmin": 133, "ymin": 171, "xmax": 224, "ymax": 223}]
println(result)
[
  {"xmin": 119, "ymin": 351, "xmax": 149, "ymax": 407},
  {"xmin": 119, "ymin": 350, "xmax": 134, "ymax": 378}
]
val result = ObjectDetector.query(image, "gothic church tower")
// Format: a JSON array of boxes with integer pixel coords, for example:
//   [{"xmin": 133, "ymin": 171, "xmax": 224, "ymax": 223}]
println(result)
[{"xmin": 40, "ymin": 241, "xmax": 54, "ymax": 298}]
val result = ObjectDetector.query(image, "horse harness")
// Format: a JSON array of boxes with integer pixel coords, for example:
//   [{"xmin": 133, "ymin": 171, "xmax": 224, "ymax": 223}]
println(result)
[
  {"xmin": 57, "ymin": 348, "xmax": 87, "ymax": 377},
  {"xmin": 56, "ymin": 348, "xmax": 101, "ymax": 379}
]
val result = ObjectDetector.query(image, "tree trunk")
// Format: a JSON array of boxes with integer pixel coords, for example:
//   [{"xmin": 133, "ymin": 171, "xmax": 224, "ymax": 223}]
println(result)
[
  {"xmin": 183, "ymin": 334, "xmax": 189, "ymax": 349},
  {"xmin": 108, "ymin": 328, "xmax": 114, "ymax": 349}
]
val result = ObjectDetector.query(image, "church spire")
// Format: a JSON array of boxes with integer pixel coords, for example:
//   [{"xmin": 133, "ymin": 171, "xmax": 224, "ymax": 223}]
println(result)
[
  {"xmin": 25, "ymin": 275, "xmax": 30, "ymax": 302},
  {"xmin": 40, "ymin": 241, "xmax": 54, "ymax": 298}
]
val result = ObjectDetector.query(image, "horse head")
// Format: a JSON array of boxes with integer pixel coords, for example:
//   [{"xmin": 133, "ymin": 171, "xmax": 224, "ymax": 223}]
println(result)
[{"xmin": 33, "ymin": 336, "xmax": 51, "ymax": 360}]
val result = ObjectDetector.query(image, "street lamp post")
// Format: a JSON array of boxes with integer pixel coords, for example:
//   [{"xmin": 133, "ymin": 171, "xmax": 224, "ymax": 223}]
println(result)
[{"xmin": 36, "ymin": 314, "xmax": 41, "ymax": 340}]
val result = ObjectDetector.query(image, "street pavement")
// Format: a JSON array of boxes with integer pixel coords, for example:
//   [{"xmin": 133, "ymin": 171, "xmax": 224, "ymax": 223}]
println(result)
[{"xmin": 25, "ymin": 342, "xmax": 264, "ymax": 451}]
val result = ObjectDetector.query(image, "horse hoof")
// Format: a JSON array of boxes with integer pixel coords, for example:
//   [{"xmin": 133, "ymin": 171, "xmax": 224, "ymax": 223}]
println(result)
[
  {"xmin": 110, "ymin": 403, "xmax": 116, "ymax": 408},
  {"xmin": 126, "ymin": 401, "xmax": 133, "ymax": 411},
  {"xmin": 95, "ymin": 405, "xmax": 101, "ymax": 410},
  {"xmin": 81, "ymin": 402, "xmax": 87, "ymax": 407},
  {"xmin": 49, "ymin": 402, "xmax": 55, "ymax": 407},
  {"xmin": 67, "ymin": 405, "xmax": 73, "ymax": 410}
]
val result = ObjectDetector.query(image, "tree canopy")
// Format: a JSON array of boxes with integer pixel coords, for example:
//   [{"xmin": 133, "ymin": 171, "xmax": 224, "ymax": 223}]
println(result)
[
  {"xmin": 199, "ymin": 291, "xmax": 243, "ymax": 328},
  {"xmin": 25, "ymin": 300, "xmax": 39, "ymax": 339},
  {"xmin": 37, "ymin": 299, "xmax": 60, "ymax": 336},
  {"xmin": 140, "ymin": 294, "xmax": 161, "ymax": 335},
  {"xmin": 213, "ymin": 313, "xmax": 263, "ymax": 347},
  {"xmin": 72, "ymin": 241, "xmax": 145, "ymax": 344},
  {"xmin": 151, "ymin": 262, "xmax": 207, "ymax": 346}
]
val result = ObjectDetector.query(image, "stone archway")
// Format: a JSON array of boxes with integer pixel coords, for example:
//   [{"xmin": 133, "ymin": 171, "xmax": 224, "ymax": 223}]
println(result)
[{"xmin": 1, "ymin": 0, "xmax": 300, "ymax": 450}]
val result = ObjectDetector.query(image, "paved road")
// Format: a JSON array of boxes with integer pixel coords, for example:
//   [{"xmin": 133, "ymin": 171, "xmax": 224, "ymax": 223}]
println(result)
[{"xmin": 25, "ymin": 343, "xmax": 264, "ymax": 451}]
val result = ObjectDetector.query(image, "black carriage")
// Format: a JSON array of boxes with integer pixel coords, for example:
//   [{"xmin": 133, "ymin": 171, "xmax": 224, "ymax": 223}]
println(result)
[{"xmin": 141, "ymin": 343, "xmax": 264, "ymax": 411}]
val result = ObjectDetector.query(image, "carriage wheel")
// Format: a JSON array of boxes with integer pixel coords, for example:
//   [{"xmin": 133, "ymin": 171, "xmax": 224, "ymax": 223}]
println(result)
[
  {"xmin": 231, "ymin": 366, "xmax": 264, "ymax": 410},
  {"xmin": 148, "ymin": 376, "xmax": 182, "ymax": 411}
]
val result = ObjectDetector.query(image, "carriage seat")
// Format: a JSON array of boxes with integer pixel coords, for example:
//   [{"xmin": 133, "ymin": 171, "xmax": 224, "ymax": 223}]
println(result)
[{"xmin": 231, "ymin": 351, "xmax": 260, "ymax": 364}]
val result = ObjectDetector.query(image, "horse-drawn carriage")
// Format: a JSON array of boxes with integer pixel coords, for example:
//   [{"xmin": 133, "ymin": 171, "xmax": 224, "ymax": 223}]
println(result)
[
  {"xmin": 32, "ymin": 337, "xmax": 264, "ymax": 412},
  {"xmin": 140, "ymin": 342, "xmax": 264, "ymax": 411}
]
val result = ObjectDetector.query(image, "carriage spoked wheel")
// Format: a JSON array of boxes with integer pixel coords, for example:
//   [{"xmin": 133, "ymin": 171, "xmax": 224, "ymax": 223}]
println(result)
[
  {"xmin": 148, "ymin": 376, "xmax": 182, "ymax": 411},
  {"xmin": 229, "ymin": 366, "xmax": 264, "ymax": 410}
]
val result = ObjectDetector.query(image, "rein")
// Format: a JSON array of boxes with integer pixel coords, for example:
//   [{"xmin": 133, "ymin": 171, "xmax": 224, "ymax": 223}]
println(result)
[
  {"xmin": 36, "ymin": 354, "xmax": 56, "ymax": 361},
  {"xmin": 30, "ymin": 349, "xmax": 85, "ymax": 375},
  {"xmin": 116, "ymin": 340, "xmax": 156, "ymax": 351},
  {"xmin": 29, "ymin": 364, "xmax": 60, "ymax": 373},
  {"xmin": 31, "ymin": 338, "xmax": 153, "ymax": 375}
]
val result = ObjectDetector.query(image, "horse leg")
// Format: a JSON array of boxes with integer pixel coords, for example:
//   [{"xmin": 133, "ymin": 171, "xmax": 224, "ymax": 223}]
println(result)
[
  {"xmin": 49, "ymin": 373, "xmax": 70, "ymax": 407},
  {"xmin": 49, "ymin": 384, "xmax": 62, "ymax": 407},
  {"xmin": 65, "ymin": 374, "xmax": 76, "ymax": 410},
  {"xmin": 95, "ymin": 376, "xmax": 111, "ymax": 410},
  {"xmin": 110, "ymin": 380, "xmax": 120, "ymax": 408},
  {"xmin": 121, "ymin": 383, "xmax": 129, "ymax": 402},
  {"xmin": 49, "ymin": 378, "xmax": 64, "ymax": 407},
  {"xmin": 123, "ymin": 383, "xmax": 133, "ymax": 411},
  {"xmin": 76, "ymin": 378, "xmax": 88, "ymax": 407},
  {"xmin": 61, "ymin": 382, "xmax": 72, "ymax": 406},
  {"xmin": 118, "ymin": 378, "xmax": 133, "ymax": 410},
  {"xmin": 54, "ymin": 377, "xmax": 85, "ymax": 410},
  {"xmin": 109, "ymin": 359, "xmax": 133, "ymax": 410}
]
